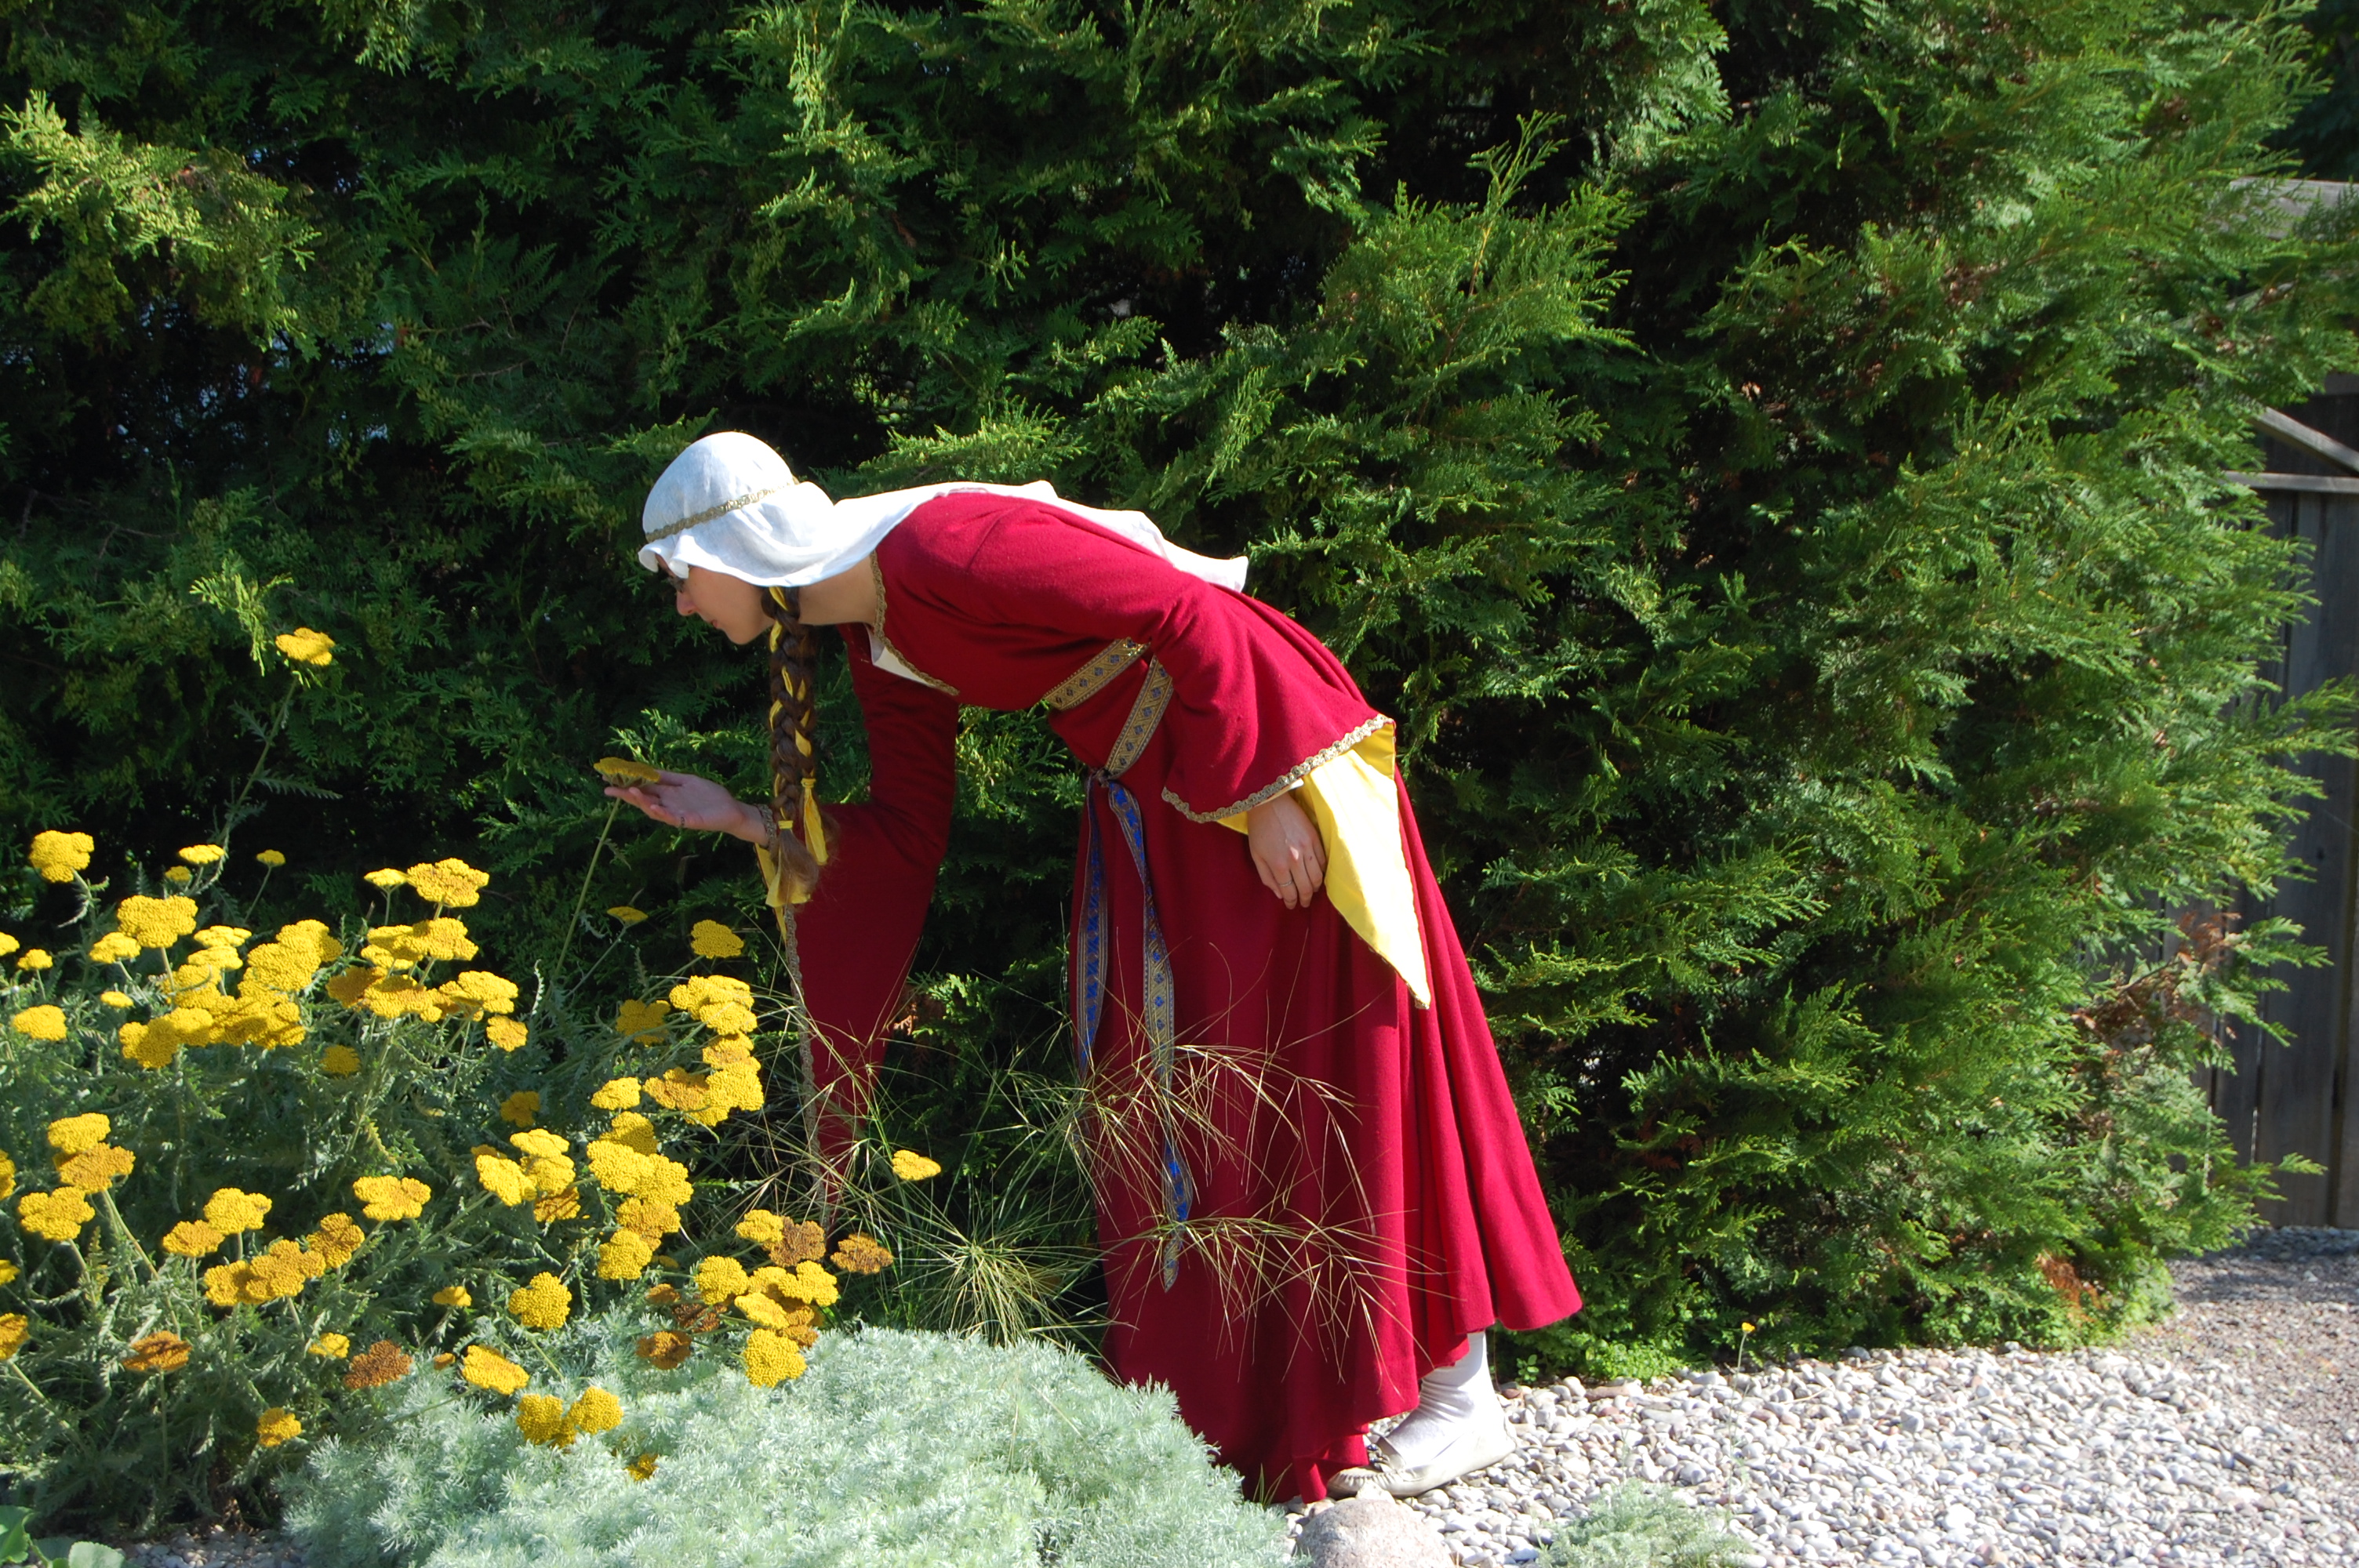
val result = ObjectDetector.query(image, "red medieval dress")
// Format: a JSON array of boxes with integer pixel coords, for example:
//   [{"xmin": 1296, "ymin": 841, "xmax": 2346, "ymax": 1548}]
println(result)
[{"xmin": 791, "ymin": 491, "xmax": 1579, "ymax": 1501}]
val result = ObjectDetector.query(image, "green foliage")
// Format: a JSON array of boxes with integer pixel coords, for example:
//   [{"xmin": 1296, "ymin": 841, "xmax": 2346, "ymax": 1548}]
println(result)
[
  {"xmin": 282, "ymin": 1312, "xmax": 1291, "ymax": 1568},
  {"xmin": 0, "ymin": 812, "xmax": 874, "ymax": 1536},
  {"xmin": 4, "ymin": 0, "xmax": 2357, "ymax": 1515},
  {"xmin": 1540, "ymin": 1483, "xmax": 1750, "ymax": 1568}
]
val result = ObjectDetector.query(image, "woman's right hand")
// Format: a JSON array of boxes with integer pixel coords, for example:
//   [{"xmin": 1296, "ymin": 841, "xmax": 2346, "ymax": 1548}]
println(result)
[{"xmin": 605, "ymin": 771, "xmax": 769, "ymax": 845}]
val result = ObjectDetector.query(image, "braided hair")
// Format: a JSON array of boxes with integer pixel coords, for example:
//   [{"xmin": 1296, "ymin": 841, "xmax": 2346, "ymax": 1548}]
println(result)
[{"xmin": 762, "ymin": 586, "xmax": 828, "ymax": 901}]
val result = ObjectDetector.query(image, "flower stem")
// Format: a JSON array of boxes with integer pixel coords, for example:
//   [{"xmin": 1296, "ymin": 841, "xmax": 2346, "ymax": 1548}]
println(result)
[{"xmin": 547, "ymin": 800, "xmax": 620, "ymax": 1002}]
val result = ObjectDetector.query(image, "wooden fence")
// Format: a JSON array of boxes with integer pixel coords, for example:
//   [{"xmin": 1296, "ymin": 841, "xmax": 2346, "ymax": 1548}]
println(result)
[{"xmin": 2210, "ymin": 382, "xmax": 2359, "ymax": 1226}]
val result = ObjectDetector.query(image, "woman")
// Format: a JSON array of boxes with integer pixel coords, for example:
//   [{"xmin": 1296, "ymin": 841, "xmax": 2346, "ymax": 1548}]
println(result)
[{"xmin": 609, "ymin": 431, "xmax": 1579, "ymax": 1503}]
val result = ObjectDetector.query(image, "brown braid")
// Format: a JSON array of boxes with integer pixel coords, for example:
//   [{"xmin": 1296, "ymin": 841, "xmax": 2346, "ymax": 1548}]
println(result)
[{"xmin": 762, "ymin": 586, "xmax": 825, "ymax": 900}]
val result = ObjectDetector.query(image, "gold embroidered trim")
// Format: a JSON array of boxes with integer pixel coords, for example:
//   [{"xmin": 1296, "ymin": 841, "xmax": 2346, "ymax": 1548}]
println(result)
[
  {"xmin": 1105, "ymin": 660, "xmax": 1174, "ymax": 777},
  {"xmin": 643, "ymin": 485, "xmax": 785, "ymax": 543},
  {"xmin": 1161, "ymin": 713, "xmax": 1392, "ymax": 822},
  {"xmin": 869, "ymin": 554, "xmax": 959, "ymax": 695},
  {"xmin": 1042, "ymin": 639, "xmax": 1147, "ymax": 710}
]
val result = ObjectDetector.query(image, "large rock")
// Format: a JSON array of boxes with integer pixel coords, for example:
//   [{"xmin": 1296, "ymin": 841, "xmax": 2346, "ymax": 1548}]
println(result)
[{"xmin": 1293, "ymin": 1492, "xmax": 1454, "ymax": 1567}]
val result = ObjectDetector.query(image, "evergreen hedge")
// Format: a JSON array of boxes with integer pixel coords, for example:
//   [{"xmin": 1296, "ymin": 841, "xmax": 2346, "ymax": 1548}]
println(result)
[{"xmin": 6, "ymin": 0, "xmax": 2357, "ymax": 1379}]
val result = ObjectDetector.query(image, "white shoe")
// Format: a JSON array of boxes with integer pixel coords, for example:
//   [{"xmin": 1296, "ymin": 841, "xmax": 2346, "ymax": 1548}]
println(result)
[{"xmin": 1330, "ymin": 1410, "xmax": 1516, "ymax": 1498}]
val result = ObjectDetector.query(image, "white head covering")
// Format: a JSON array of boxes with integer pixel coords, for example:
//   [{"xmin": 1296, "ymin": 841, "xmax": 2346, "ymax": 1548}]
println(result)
[{"xmin": 638, "ymin": 430, "xmax": 1248, "ymax": 593}]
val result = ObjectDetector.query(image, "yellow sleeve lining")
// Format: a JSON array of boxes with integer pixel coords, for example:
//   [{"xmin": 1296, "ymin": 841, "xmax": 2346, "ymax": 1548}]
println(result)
[{"xmin": 1217, "ymin": 724, "xmax": 1430, "ymax": 1007}]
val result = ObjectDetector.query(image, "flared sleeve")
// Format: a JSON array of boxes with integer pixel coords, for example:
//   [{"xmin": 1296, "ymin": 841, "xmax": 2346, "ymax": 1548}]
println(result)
[
  {"xmin": 792, "ymin": 629, "xmax": 960, "ymax": 1156},
  {"xmin": 910, "ymin": 495, "xmax": 1384, "ymax": 818}
]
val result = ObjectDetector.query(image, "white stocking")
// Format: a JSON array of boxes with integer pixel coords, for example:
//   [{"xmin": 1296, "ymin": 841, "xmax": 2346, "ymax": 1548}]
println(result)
[{"xmin": 1379, "ymin": 1329, "xmax": 1502, "ymax": 1470}]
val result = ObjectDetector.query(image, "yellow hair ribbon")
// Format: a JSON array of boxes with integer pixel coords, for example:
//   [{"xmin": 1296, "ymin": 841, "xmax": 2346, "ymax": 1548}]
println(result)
[{"xmin": 801, "ymin": 778, "xmax": 829, "ymax": 864}]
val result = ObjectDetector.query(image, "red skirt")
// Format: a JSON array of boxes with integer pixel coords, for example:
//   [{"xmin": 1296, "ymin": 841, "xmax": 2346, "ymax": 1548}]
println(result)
[{"xmin": 1073, "ymin": 754, "xmax": 1580, "ymax": 1502}]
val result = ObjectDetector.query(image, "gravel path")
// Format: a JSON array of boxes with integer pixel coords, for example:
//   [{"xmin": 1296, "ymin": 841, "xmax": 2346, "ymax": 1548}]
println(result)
[
  {"xmin": 123, "ymin": 1230, "xmax": 2359, "ymax": 1568},
  {"xmin": 1315, "ymin": 1228, "xmax": 2359, "ymax": 1567}
]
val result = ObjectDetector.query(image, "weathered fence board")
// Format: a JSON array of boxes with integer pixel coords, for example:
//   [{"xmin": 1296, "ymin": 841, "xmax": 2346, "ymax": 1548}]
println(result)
[{"xmin": 2212, "ymin": 387, "xmax": 2359, "ymax": 1225}]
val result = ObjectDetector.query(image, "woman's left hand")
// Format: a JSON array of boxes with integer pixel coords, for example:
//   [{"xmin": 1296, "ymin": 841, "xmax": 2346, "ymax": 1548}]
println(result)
[{"xmin": 1247, "ymin": 792, "xmax": 1326, "ymax": 909}]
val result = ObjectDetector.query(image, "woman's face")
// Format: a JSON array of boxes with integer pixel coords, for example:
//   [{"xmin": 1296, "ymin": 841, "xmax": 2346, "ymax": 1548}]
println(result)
[{"xmin": 669, "ymin": 563, "xmax": 769, "ymax": 644}]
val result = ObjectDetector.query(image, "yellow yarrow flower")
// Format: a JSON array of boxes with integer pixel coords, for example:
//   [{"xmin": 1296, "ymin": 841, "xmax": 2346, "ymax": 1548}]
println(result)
[
  {"xmin": 47, "ymin": 1115, "xmax": 111, "ymax": 1157},
  {"xmin": 694, "ymin": 1255, "xmax": 750, "ymax": 1304},
  {"xmin": 614, "ymin": 998, "xmax": 672, "ymax": 1044},
  {"xmin": 594, "ymin": 757, "xmax": 662, "ymax": 786},
  {"xmin": 10, "ymin": 1006, "xmax": 66, "ymax": 1042},
  {"xmin": 597, "ymin": 1229, "xmax": 655, "ymax": 1281},
  {"xmin": 364, "ymin": 867, "xmax": 406, "ymax": 890},
  {"xmin": 257, "ymin": 849, "xmax": 286, "ymax": 866},
  {"xmin": 743, "ymin": 1329, "xmax": 806, "ymax": 1387},
  {"xmin": 88, "ymin": 932, "xmax": 141, "ymax": 964},
  {"xmin": 99, "ymin": 990, "xmax": 133, "ymax": 1008},
  {"xmin": 29, "ymin": 830, "xmax": 94, "ymax": 883},
  {"xmin": 275, "ymin": 627, "xmax": 336, "ymax": 666},
  {"xmin": 516, "ymin": 1392, "xmax": 574, "ymax": 1447},
  {"xmin": 461, "ymin": 1344, "xmax": 529, "ymax": 1395},
  {"xmin": 474, "ymin": 1149, "xmax": 533, "ymax": 1207},
  {"xmin": 0, "ymin": 1261, "xmax": 13, "ymax": 1287},
  {"xmin": 178, "ymin": 844, "xmax": 226, "ymax": 865},
  {"xmin": 0, "ymin": 1150, "xmax": 13, "ymax": 1203},
  {"xmin": 735, "ymin": 1209, "xmax": 787, "ymax": 1249},
  {"xmin": 607, "ymin": 905, "xmax": 648, "ymax": 924},
  {"xmin": 0, "ymin": 1312, "xmax": 29, "ymax": 1359},
  {"xmin": 569, "ymin": 1385, "xmax": 623, "ymax": 1435},
  {"xmin": 485, "ymin": 1018, "xmax": 529, "ymax": 1051},
  {"xmin": 0, "ymin": 934, "xmax": 14, "ymax": 956},
  {"xmin": 689, "ymin": 920, "xmax": 745, "ymax": 959},
  {"xmin": 16, "ymin": 949, "xmax": 52, "ymax": 971},
  {"xmin": 122, "ymin": 1330, "xmax": 191, "ymax": 1373},
  {"xmin": 507, "ymin": 1272, "xmax": 572, "ymax": 1330},
  {"xmin": 351, "ymin": 1175, "xmax": 430, "ymax": 1221},
  {"xmin": 309, "ymin": 1212, "xmax": 366, "ymax": 1268},
  {"xmin": 55, "ymin": 1142, "xmax": 133, "ymax": 1192},
  {"xmin": 320, "ymin": 1044, "xmax": 362, "ymax": 1076},
  {"xmin": 20, "ymin": 1188, "xmax": 94, "ymax": 1242},
  {"xmin": 589, "ymin": 1076, "xmax": 642, "ymax": 1111},
  {"xmin": 162, "ymin": 1219, "xmax": 227, "ymax": 1258},
  {"xmin": 499, "ymin": 1091, "xmax": 540, "ymax": 1129},
  {"xmin": 114, "ymin": 895, "xmax": 199, "ymax": 950},
  {"xmin": 891, "ymin": 1149, "xmax": 943, "ymax": 1181},
  {"xmin": 309, "ymin": 1333, "xmax": 351, "ymax": 1359},
  {"xmin": 627, "ymin": 1452, "xmax": 659, "ymax": 1482},
  {"xmin": 256, "ymin": 1407, "xmax": 303, "ymax": 1446},
  {"xmin": 433, "ymin": 1284, "xmax": 474, "ymax": 1308},
  {"xmin": 404, "ymin": 858, "xmax": 490, "ymax": 908},
  {"xmin": 203, "ymin": 1188, "xmax": 273, "ymax": 1234},
  {"xmin": 162, "ymin": 866, "xmax": 193, "ymax": 885}
]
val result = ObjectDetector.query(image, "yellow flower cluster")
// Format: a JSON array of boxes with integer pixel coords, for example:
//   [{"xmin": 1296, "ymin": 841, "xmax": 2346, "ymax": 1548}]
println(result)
[
  {"xmin": 743, "ymin": 1330, "xmax": 807, "ymax": 1388},
  {"xmin": 17, "ymin": 1186, "xmax": 93, "ymax": 1242},
  {"xmin": 11, "ymin": 1006, "xmax": 67, "ymax": 1042},
  {"xmin": 689, "ymin": 920, "xmax": 744, "ymax": 959},
  {"xmin": 275, "ymin": 626, "xmax": 336, "ymax": 666},
  {"xmin": 607, "ymin": 905, "xmax": 648, "ymax": 924},
  {"xmin": 16, "ymin": 949, "xmax": 52, "ymax": 971},
  {"xmin": 499, "ymin": 1091, "xmax": 540, "ymax": 1129},
  {"xmin": 256, "ymin": 1406, "xmax": 303, "ymax": 1446},
  {"xmin": 615, "ymin": 997, "xmax": 671, "ymax": 1044},
  {"xmin": 462, "ymin": 1345, "xmax": 529, "ymax": 1395},
  {"xmin": 327, "ymin": 906, "xmax": 516, "ymax": 1030},
  {"xmin": 309, "ymin": 1333, "xmax": 351, "ymax": 1359},
  {"xmin": 29, "ymin": 830, "xmax": 94, "ymax": 883},
  {"xmin": 352, "ymin": 1175, "xmax": 431, "ymax": 1221},
  {"xmin": 514, "ymin": 1385, "xmax": 626, "ymax": 1449},
  {"xmin": 831, "ymin": 1233, "xmax": 895, "ymax": 1275},
  {"xmin": 667, "ymin": 975, "xmax": 757, "ymax": 1035},
  {"xmin": 343, "ymin": 1340, "xmax": 413, "ymax": 1389},
  {"xmin": 205, "ymin": 1187, "xmax": 272, "ymax": 1233},
  {"xmin": 405, "ymin": 858, "xmax": 490, "ymax": 908},
  {"xmin": 507, "ymin": 1272, "xmax": 572, "ymax": 1330},
  {"xmin": 594, "ymin": 757, "xmax": 663, "ymax": 786},
  {"xmin": 434, "ymin": 1284, "xmax": 473, "ymax": 1308},
  {"xmin": 118, "ymin": 918, "xmax": 340, "ymax": 1068},
  {"xmin": 892, "ymin": 1149, "xmax": 943, "ymax": 1181},
  {"xmin": 179, "ymin": 844, "xmax": 226, "ymax": 865},
  {"xmin": 204, "ymin": 1240, "xmax": 327, "ymax": 1306},
  {"xmin": 124, "ymin": 1330, "xmax": 190, "ymax": 1373}
]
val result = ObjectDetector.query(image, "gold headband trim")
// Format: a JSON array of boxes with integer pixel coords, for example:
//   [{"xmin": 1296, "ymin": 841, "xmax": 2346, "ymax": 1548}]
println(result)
[{"xmin": 643, "ymin": 485, "xmax": 786, "ymax": 544}]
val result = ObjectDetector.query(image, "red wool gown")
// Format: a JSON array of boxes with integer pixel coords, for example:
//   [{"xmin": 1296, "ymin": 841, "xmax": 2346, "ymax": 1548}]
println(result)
[{"xmin": 792, "ymin": 492, "xmax": 1579, "ymax": 1501}]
